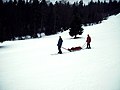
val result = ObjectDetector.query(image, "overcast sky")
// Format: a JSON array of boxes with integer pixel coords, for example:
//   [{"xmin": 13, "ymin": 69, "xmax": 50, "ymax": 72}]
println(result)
[
  {"xmin": 3, "ymin": 0, "xmax": 119, "ymax": 5},
  {"xmin": 50, "ymin": 0, "xmax": 111, "ymax": 4},
  {"xmin": 50, "ymin": 0, "xmax": 119, "ymax": 4}
]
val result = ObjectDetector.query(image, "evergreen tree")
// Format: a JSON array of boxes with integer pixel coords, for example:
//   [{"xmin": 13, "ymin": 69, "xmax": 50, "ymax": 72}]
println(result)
[
  {"xmin": 0, "ymin": 0, "xmax": 3, "ymax": 42},
  {"xmin": 45, "ymin": 2, "xmax": 56, "ymax": 35},
  {"xmin": 69, "ymin": 4, "xmax": 83, "ymax": 38},
  {"xmin": 69, "ymin": 15, "xmax": 83, "ymax": 38},
  {"xmin": 0, "ymin": 0, "xmax": 120, "ymax": 42},
  {"xmin": 40, "ymin": 0, "xmax": 48, "ymax": 34}
]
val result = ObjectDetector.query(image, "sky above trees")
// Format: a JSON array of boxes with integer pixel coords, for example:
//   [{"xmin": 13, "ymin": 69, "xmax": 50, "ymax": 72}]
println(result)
[
  {"xmin": 2, "ymin": 0, "xmax": 119, "ymax": 5},
  {"xmin": 50, "ymin": 0, "xmax": 119, "ymax": 5}
]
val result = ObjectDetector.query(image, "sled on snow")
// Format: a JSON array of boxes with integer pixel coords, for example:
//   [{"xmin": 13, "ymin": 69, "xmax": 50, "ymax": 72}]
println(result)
[
  {"xmin": 61, "ymin": 42, "xmax": 87, "ymax": 52},
  {"xmin": 62, "ymin": 46, "xmax": 82, "ymax": 52}
]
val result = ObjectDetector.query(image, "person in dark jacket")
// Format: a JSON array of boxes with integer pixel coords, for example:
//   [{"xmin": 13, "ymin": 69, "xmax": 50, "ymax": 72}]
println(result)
[
  {"xmin": 57, "ymin": 36, "xmax": 63, "ymax": 54},
  {"xmin": 86, "ymin": 34, "xmax": 91, "ymax": 49}
]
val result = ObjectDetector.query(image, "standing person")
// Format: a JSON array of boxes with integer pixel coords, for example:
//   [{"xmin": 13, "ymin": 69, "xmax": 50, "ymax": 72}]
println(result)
[
  {"xmin": 86, "ymin": 34, "xmax": 91, "ymax": 49},
  {"xmin": 57, "ymin": 36, "xmax": 63, "ymax": 54}
]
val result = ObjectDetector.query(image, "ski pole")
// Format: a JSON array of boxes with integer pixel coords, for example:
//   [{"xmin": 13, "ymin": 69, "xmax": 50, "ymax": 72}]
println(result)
[
  {"xmin": 62, "ymin": 47, "xmax": 71, "ymax": 52},
  {"xmin": 62, "ymin": 47, "xmax": 68, "ymax": 50},
  {"xmin": 82, "ymin": 42, "xmax": 86, "ymax": 49}
]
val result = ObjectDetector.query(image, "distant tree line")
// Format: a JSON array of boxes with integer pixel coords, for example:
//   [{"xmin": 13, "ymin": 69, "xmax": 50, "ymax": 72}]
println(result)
[{"xmin": 0, "ymin": 0, "xmax": 120, "ymax": 42}]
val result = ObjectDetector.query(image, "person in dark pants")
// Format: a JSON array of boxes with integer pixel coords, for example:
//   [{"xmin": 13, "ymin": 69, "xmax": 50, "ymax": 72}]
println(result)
[
  {"xmin": 86, "ymin": 34, "xmax": 91, "ymax": 49},
  {"xmin": 57, "ymin": 36, "xmax": 63, "ymax": 54}
]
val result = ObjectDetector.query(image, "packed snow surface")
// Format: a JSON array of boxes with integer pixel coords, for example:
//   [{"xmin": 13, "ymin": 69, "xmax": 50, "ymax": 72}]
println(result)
[{"xmin": 0, "ymin": 14, "xmax": 120, "ymax": 90}]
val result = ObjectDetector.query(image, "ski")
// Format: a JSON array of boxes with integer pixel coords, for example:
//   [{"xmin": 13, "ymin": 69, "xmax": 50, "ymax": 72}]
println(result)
[{"xmin": 51, "ymin": 52, "xmax": 68, "ymax": 55}]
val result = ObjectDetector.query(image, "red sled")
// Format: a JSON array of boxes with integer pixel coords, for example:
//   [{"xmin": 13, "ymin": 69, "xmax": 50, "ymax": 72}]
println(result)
[{"xmin": 62, "ymin": 46, "xmax": 82, "ymax": 52}]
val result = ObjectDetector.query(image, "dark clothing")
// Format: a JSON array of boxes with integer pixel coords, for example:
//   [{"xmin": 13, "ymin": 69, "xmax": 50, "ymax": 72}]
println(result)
[
  {"xmin": 57, "ymin": 37, "xmax": 63, "ymax": 54},
  {"xmin": 87, "ymin": 43, "xmax": 91, "ymax": 49},
  {"xmin": 57, "ymin": 38, "xmax": 63, "ymax": 47},
  {"xmin": 58, "ymin": 46, "xmax": 62, "ymax": 54},
  {"xmin": 86, "ymin": 35, "xmax": 91, "ymax": 49},
  {"xmin": 68, "ymin": 46, "xmax": 82, "ymax": 52}
]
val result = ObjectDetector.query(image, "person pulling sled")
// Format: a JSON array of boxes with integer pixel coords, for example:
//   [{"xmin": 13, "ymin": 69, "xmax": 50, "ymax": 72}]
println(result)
[
  {"xmin": 56, "ymin": 34, "xmax": 91, "ymax": 54},
  {"xmin": 86, "ymin": 34, "xmax": 91, "ymax": 49},
  {"xmin": 57, "ymin": 36, "xmax": 63, "ymax": 54}
]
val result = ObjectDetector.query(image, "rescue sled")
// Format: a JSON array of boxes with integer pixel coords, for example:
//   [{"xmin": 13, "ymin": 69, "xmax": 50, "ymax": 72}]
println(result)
[{"xmin": 62, "ymin": 46, "xmax": 82, "ymax": 52}]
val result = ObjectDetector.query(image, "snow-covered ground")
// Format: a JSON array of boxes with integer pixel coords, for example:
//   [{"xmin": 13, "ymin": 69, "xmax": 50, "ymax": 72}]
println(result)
[{"xmin": 0, "ymin": 14, "xmax": 120, "ymax": 90}]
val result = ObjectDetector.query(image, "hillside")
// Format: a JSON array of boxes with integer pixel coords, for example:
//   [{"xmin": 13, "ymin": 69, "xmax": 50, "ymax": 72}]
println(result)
[{"xmin": 0, "ymin": 14, "xmax": 120, "ymax": 90}]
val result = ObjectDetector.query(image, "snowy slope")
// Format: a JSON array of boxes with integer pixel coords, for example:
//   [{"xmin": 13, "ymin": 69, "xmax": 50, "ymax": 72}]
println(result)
[{"xmin": 0, "ymin": 14, "xmax": 120, "ymax": 90}]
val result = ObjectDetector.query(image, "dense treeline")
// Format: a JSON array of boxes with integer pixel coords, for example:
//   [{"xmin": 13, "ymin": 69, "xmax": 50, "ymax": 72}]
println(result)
[{"xmin": 0, "ymin": 0, "xmax": 120, "ymax": 42}]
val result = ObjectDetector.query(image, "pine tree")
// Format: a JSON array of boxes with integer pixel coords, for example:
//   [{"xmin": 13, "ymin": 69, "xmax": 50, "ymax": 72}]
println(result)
[
  {"xmin": 69, "ymin": 5, "xmax": 83, "ymax": 38},
  {"xmin": 45, "ymin": 2, "xmax": 56, "ymax": 35},
  {"xmin": 69, "ymin": 15, "xmax": 83, "ymax": 38}
]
